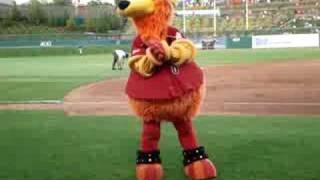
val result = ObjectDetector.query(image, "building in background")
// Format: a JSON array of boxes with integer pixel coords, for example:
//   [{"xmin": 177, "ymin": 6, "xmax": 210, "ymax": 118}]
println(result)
[
  {"xmin": 74, "ymin": 0, "xmax": 87, "ymax": 17},
  {"xmin": 0, "ymin": 0, "xmax": 13, "ymax": 19},
  {"xmin": 0, "ymin": 0, "xmax": 13, "ymax": 5}
]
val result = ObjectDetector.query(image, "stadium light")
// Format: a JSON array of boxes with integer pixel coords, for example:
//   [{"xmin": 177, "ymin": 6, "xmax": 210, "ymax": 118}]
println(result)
[
  {"xmin": 213, "ymin": 0, "xmax": 216, "ymax": 37},
  {"xmin": 245, "ymin": 0, "xmax": 249, "ymax": 30},
  {"xmin": 183, "ymin": 0, "xmax": 186, "ymax": 33}
]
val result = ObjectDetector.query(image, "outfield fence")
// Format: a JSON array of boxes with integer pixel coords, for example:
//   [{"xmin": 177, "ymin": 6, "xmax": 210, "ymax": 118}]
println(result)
[
  {"xmin": 227, "ymin": 33, "xmax": 320, "ymax": 49},
  {"xmin": 0, "ymin": 33, "xmax": 134, "ymax": 48},
  {"xmin": 0, "ymin": 32, "xmax": 319, "ymax": 50}
]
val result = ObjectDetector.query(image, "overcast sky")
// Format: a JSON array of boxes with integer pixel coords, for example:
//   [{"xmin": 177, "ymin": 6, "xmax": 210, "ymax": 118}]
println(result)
[{"xmin": 14, "ymin": 0, "xmax": 115, "ymax": 5}]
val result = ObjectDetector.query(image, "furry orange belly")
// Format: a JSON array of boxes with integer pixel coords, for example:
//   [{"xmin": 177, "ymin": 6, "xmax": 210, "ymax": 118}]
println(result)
[{"xmin": 128, "ymin": 85, "xmax": 205, "ymax": 122}]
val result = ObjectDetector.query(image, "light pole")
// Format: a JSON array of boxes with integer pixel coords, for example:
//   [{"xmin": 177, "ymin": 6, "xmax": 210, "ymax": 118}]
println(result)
[
  {"xmin": 213, "ymin": 0, "xmax": 217, "ymax": 37},
  {"xmin": 183, "ymin": 0, "xmax": 186, "ymax": 33},
  {"xmin": 245, "ymin": 0, "xmax": 249, "ymax": 30}
]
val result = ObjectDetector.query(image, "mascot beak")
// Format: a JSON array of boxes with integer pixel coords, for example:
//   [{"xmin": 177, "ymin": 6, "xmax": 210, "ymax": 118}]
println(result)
[{"xmin": 117, "ymin": 0, "xmax": 155, "ymax": 17}]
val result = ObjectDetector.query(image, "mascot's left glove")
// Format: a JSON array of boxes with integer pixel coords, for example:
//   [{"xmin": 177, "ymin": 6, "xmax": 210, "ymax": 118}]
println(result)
[
  {"xmin": 169, "ymin": 39, "xmax": 196, "ymax": 65},
  {"xmin": 128, "ymin": 40, "xmax": 170, "ymax": 77}
]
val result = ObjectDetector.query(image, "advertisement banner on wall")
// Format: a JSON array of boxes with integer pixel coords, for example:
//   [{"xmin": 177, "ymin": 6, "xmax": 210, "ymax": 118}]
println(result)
[
  {"xmin": 252, "ymin": 34, "xmax": 320, "ymax": 49},
  {"xmin": 176, "ymin": 9, "xmax": 220, "ymax": 16}
]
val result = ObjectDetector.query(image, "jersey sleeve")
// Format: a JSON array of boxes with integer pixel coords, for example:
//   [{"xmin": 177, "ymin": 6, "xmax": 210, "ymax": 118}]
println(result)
[
  {"xmin": 174, "ymin": 28, "xmax": 185, "ymax": 39},
  {"xmin": 166, "ymin": 26, "xmax": 186, "ymax": 45},
  {"xmin": 131, "ymin": 36, "xmax": 146, "ymax": 56}
]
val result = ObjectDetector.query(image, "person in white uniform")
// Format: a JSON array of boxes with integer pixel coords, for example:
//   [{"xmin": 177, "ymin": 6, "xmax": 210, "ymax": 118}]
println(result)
[{"xmin": 112, "ymin": 49, "xmax": 129, "ymax": 70}]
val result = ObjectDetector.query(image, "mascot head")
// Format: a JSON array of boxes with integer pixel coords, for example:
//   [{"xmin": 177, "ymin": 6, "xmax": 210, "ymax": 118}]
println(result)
[{"xmin": 117, "ymin": 0, "xmax": 178, "ymax": 41}]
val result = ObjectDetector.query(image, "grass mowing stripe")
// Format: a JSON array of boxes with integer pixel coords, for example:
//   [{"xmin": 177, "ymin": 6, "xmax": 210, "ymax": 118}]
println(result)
[
  {"xmin": 197, "ymin": 48, "xmax": 320, "ymax": 65},
  {"xmin": 0, "ymin": 54, "xmax": 129, "ymax": 101},
  {"xmin": 0, "ymin": 100, "xmax": 63, "ymax": 104},
  {"xmin": 0, "ymin": 111, "xmax": 319, "ymax": 180},
  {"xmin": 0, "ymin": 45, "xmax": 130, "ymax": 58},
  {"xmin": 1, "ymin": 48, "xmax": 320, "ymax": 102}
]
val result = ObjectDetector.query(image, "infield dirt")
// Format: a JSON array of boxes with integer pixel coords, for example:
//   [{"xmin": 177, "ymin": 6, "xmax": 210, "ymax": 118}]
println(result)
[
  {"xmin": 1, "ymin": 60, "xmax": 320, "ymax": 116},
  {"xmin": 61, "ymin": 60, "xmax": 320, "ymax": 116}
]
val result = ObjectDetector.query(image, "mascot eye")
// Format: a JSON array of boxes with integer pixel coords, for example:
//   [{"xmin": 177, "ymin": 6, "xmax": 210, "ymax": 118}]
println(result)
[{"xmin": 118, "ymin": 0, "xmax": 131, "ymax": 10}]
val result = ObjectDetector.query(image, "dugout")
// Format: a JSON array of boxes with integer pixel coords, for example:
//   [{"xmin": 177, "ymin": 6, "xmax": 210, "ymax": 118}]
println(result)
[{"xmin": 201, "ymin": 39, "xmax": 216, "ymax": 50}]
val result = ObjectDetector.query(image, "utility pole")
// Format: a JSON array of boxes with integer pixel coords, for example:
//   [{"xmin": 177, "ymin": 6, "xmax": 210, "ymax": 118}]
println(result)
[
  {"xmin": 213, "ymin": 0, "xmax": 217, "ymax": 37},
  {"xmin": 183, "ymin": 0, "xmax": 186, "ymax": 34},
  {"xmin": 245, "ymin": 0, "xmax": 249, "ymax": 30}
]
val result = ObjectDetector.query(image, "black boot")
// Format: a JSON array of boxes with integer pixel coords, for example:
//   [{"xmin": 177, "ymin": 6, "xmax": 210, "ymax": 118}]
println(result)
[
  {"xmin": 136, "ymin": 150, "xmax": 164, "ymax": 180},
  {"xmin": 136, "ymin": 150, "xmax": 162, "ymax": 164},
  {"xmin": 183, "ymin": 146, "xmax": 217, "ymax": 179},
  {"xmin": 183, "ymin": 146, "xmax": 209, "ymax": 166}
]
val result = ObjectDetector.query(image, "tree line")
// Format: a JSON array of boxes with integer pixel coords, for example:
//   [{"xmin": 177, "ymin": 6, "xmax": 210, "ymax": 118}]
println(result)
[{"xmin": 0, "ymin": 0, "xmax": 126, "ymax": 33}]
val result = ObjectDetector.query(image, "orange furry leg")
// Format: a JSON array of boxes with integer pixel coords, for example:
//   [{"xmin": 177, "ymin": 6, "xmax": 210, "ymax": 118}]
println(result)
[
  {"xmin": 140, "ymin": 121, "xmax": 161, "ymax": 152},
  {"xmin": 184, "ymin": 159, "xmax": 217, "ymax": 180},
  {"xmin": 173, "ymin": 119, "xmax": 217, "ymax": 180},
  {"xmin": 129, "ymin": 86, "xmax": 207, "ymax": 180},
  {"xmin": 136, "ymin": 164, "xmax": 163, "ymax": 180},
  {"xmin": 136, "ymin": 121, "xmax": 163, "ymax": 180},
  {"xmin": 173, "ymin": 120, "xmax": 199, "ymax": 150}
]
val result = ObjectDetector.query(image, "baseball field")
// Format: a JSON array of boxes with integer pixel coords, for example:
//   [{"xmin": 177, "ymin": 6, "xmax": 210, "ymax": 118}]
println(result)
[{"xmin": 1, "ymin": 48, "xmax": 320, "ymax": 180}]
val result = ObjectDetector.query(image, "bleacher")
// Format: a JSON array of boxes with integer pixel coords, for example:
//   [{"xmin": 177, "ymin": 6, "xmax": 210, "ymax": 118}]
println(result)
[{"xmin": 173, "ymin": 0, "xmax": 320, "ymax": 36}]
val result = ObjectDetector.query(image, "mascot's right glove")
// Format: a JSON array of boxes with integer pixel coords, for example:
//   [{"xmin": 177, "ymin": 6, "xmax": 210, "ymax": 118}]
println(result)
[{"xmin": 128, "ymin": 40, "xmax": 170, "ymax": 77}]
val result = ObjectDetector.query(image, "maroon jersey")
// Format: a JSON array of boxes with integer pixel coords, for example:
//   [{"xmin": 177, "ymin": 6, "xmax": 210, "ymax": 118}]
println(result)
[{"xmin": 126, "ymin": 26, "xmax": 204, "ymax": 100}]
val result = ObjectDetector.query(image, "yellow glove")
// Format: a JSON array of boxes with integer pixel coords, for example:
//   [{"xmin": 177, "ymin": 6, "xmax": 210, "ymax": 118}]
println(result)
[
  {"xmin": 128, "ymin": 41, "xmax": 171, "ymax": 77},
  {"xmin": 128, "ymin": 55, "xmax": 156, "ymax": 77},
  {"xmin": 169, "ymin": 39, "xmax": 197, "ymax": 65}
]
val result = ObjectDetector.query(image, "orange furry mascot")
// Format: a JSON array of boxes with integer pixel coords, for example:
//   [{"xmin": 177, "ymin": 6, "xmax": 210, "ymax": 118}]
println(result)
[{"xmin": 117, "ymin": 0, "xmax": 217, "ymax": 179}]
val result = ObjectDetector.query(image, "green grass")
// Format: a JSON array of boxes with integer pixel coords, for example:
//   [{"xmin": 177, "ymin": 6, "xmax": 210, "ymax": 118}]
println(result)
[
  {"xmin": 0, "ymin": 111, "xmax": 319, "ymax": 180},
  {"xmin": 1, "ymin": 48, "xmax": 320, "ymax": 102},
  {"xmin": 0, "ymin": 55, "xmax": 129, "ymax": 101},
  {"xmin": 197, "ymin": 48, "xmax": 320, "ymax": 66},
  {"xmin": 0, "ymin": 45, "xmax": 130, "ymax": 58}
]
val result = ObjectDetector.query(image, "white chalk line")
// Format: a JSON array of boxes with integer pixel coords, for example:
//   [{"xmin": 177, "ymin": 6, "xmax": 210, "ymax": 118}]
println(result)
[
  {"xmin": 65, "ymin": 102, "xmax": 320, "ymax": 106},
  {"xmin": 224, "ymin": 102, "xmax": 320, "ymax": 106},
  {"xmin": 0, "ymin": 100, "xmax": 126, "ymax": 105},
  {"xmin": 0, "ymin": 100, "xmax": 63, "ymax": 104},
  {"xmin": 1, "ymin": 100, "xmax": 320, "ymax": 106},
  {"xmin": 64, "ymin": 101, "xmax": 127, "ymax": 105}
]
